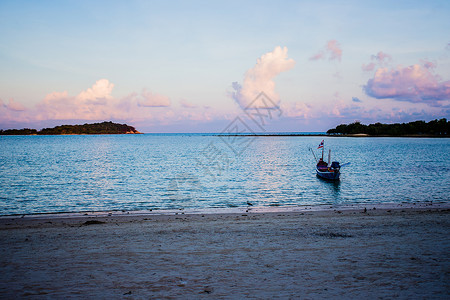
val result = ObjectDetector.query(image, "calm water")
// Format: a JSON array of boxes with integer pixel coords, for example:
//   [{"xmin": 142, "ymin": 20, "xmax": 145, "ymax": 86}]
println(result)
[{"xmin": 0, "ymin": 134, "xmax": 449, "ymax": 215}]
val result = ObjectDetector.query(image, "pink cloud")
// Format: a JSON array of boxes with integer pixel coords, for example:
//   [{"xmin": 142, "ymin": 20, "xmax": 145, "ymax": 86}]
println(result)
[
  {"xmin": 231, "ymin": 46, "xmax": 295, "ymax": 108},
  {"xmin": 362, "ymin": 51, "xmax": 392, "ymax": 72},
  {"xmin": 364, "ymin": 63, "xmax": 450, "ymax": 105},
  {"xmin": 1, "ymin": 79, "xmax": 227, "ymax": 131},
  {"xmin": 327, "ymin": 105, "xmax": 447, "ymax": 126},
  {"xmin": 309, "ymin": 52, "xmax": 325, "ymax": 61},
  {"xmin": 137, "ymin": 90, "xmax": 171, "ymax": 107},
  {"xmin": 327, "ymin": 40, "xmax": 342, "ymax": 61},
  {"xmin": 310, "ymin": 40, "xmax": 342, "ymax": 62},
  {"xmin": 362, "ymin": 62, "xmax": 376, "ymax": 72},
  {"xmin": 422, "ymin": 60, "xmax": 436, "ymax": 69},
  {"xmin": 6, "ymin": 98, "xmax": 26, "ymax": 111},
  {"xmin": 180, "ymin": 99, "xmax": 197, "ymax": 109},
  {"xmin": 44, "ymin": 91, "xmax": 69, "ymax": 102},
  {"xmin": 280, "ymin": 101, "xmax": 312, "ymax": 119},
  {"xmin": 33, "ymin": 79, "xmax": 172, "ymax": 121},
  {"xmin": 275, "ymin": 96, "xmax": 448, "ymax": 131},
  {"xmin": 324, "ymin": 99, "xmax": 447, "ymax": 124},
  {"xmin": 371, "ymin": 51, "xmax": 392, "ymax": 64},
  {"xmin": 36, "ymin": 80, "xmax": 115, "ymax": 120}
]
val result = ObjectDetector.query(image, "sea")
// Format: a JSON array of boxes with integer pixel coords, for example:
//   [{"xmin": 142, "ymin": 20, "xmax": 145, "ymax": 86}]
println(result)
[{"xmin": 0, "ymin": 134, "xmax": 449, "ymax": 216}]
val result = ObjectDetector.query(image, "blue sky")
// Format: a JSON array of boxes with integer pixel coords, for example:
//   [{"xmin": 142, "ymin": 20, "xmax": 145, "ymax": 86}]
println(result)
[{"xmin": 1, "ymin": 0, "xmax": 449, "ymax": 132}]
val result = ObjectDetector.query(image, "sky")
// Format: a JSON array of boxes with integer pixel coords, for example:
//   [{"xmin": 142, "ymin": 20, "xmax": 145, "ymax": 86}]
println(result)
[{"xmin": 1, "ymin": 0, "xmax": 449, "ymax": 132}]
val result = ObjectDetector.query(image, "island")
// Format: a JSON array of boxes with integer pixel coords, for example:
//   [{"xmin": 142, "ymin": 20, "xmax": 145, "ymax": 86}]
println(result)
[
  {"xmin": 0, "ymin": 121, "xmax": 142, "ymax": 135},
  {"xmin": 327, "ymin": 118, "xmax": 448, "ymax": 137}
]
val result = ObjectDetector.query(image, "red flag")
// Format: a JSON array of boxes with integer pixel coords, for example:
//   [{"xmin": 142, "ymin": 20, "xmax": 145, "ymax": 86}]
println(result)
[{"xmin": 317, "ymin": 140, "xmax": 324, "ymax": 149}]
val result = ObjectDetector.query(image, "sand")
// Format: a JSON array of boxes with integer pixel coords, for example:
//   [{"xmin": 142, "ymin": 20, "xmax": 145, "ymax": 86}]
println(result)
[{"xmin": 0, "ymin": 205, "xmax": 449, "ymax": 299}]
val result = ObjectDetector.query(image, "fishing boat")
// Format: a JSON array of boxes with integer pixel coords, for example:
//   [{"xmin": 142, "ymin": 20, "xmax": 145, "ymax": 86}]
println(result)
[{"xmin": 310, "ymin": 140, "xmax": 346, "ymax": 181}]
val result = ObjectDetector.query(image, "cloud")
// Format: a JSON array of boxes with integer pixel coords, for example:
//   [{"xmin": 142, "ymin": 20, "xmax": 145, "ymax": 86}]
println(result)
[
  {"xmin": 310, "ymin": 40, "xmax": 342, "ymax": 62},
  {"xmin": 273, "ymin": 90, "xmax": 447, "ymax": 130},
  {"xmin": 1, "ymin": 79, "xmax": 230, "ymax": 132},
  {"xmin": 309, "ymin": 52, "xmax": 324, "ymax": 61},
  {"xmin": 280, "ymin": 101, "xmax": 312, "ymax": 119},
  {"xmin": 33, "ymin": 79, "xmax": 172, "ymax": 121},
  {"xmin": 231, "ymin": 46, "xmax": 295, "ymax": 108},
  {"xmin": 362, "ymin": 63, "xmax": 376, "ymax": 72},
  {"xmin": 77, "ymin": 79, "xmax": 114, "ymax": 104},
  {"xmin": 0, "ymin": 97, "xmax": 26, "ymax": 111},
  {"xmin": 180, "ymin": 99, "xmax": 197, "ymax": 109},
  {"xmin": 364, "ymin": 63, "xmax": 450, "ymax": 105},
  {"xmin": 44, "ymin": 91, "xmax": 69, "ymax": 102},
  {"xmin": 326, "ymin": 102, "xmax": 448, "ymax": 125},
  {"xmin": 422, "ymin": 60, "xmax": 436, "ymax": 69},
  {"xmin": 1, "ymin": 78, "xmax": 238, "ymax": 132},
  {"xmin": 327, "ymin": 40, "xmax": 342, "ymax": 61},
  {"xmin": 137, "ymin": 90, "xmax": 171, "ymax": 107},
  {"xmin": 330, "ymin": 101, "xmax": 363, "ymax": 118},
  {"xmin": 362, "ymin": 51, "xmax": 392, "ymax": 72},
  {"xmin": 36, "ymin": 80, "xmax": 114, "ymax": 120},
  {"xmin": 371, "ymin": 51, "xmax": 392, "ymax": 64},
  {"xmin": 6, "ymin": 98, "xmax": 26, "ymax": 111}
]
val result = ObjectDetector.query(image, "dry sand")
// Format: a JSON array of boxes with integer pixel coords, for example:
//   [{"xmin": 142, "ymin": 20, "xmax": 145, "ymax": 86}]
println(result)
[{"xmin": 0, "ymin": 206, "xmax": 449, "ymax": 299}]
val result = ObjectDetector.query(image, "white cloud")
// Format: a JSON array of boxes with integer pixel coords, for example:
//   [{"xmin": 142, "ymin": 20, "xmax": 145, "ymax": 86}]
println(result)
[
  {"xmin": 44, "ymin": 91, "xmax": 69, "ymax": 102},
  {"xmin": 77, "ymin": 79, "xmax": 114, "ymax": 103},
  {"xmin": 231, "ymin": 46, "xmax": 295, "ymax": 108}
]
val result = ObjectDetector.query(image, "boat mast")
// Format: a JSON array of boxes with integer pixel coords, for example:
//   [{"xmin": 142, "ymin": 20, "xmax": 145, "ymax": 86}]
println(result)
[
  {"xmin": 310, "ymin": 147, "xmax": 318, "ymax": 162},
  {"xmin": 328, "ymin": 149, "xmax": 331, "ymax": 166}
]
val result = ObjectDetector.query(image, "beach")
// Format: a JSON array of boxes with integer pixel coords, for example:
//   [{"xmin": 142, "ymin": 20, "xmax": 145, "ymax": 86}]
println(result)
[{"xmin": 0, "ymin": 205, "xmax": 449, "ymax": 299}]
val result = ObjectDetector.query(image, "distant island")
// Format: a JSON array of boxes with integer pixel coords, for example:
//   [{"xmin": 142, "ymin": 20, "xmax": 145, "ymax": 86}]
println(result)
[
  {"xmin": 327, "ymin": 118, "xmax": 448, "ymax": 136},
  {"xmin": 0, "ymin": 121, "xmax": 142, "ymax": 135}
]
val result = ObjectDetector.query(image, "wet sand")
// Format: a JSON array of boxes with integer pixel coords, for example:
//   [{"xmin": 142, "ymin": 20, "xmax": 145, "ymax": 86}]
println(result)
[{"xmin": 0, "ymin": 206, "xmax": 449, "ymax": 298}]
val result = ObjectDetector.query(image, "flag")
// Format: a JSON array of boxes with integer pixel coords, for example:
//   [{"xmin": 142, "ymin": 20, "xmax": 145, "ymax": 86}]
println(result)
[{"xmin": 317, "ymin": 140, "xmax": 324, "ymax": 149}]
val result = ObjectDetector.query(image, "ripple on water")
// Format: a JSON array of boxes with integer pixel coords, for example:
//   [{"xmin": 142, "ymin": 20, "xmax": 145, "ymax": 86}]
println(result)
[{"xmin": 0, "ymin": 135, "xmax": 449, "ymax": 215}]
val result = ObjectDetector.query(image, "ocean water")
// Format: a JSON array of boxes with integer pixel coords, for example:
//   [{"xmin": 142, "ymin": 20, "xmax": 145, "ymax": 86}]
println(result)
[{"xmin": 0, "ymin": 134, "xmax": 449, "ymax": 215}]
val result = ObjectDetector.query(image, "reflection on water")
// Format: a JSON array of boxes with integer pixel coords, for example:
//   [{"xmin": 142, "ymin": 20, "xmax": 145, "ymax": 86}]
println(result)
[
  {"xmin": 0, "ymin": 135, "xmax": 449, "ymax": 215},
  {"xmin": 316, "ymin": 177, "xmax": 341, "ymax": 202}
]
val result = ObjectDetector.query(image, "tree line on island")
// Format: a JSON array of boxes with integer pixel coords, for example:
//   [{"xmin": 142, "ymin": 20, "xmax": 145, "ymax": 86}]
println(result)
[
  {"xmin": 327, "ymin": 118, "xmax": 448, "ymax": 136},
  {"xmin": 0, "ymin": 121, "xmax": 141, "ymax": 135},
  {"xmin": 1, "ymin": 119, "xmax": 448, "ymax": 136}
]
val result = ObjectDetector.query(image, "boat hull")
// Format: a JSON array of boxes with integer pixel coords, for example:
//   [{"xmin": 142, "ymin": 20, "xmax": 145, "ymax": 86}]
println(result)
[{"xmin": 316, "ymin": 168, "xmax": 340, "ymax": 180}]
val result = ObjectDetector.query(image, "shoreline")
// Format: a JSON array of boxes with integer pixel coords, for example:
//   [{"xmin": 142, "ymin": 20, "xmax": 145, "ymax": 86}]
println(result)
[
  {"xmin": 3, "ymin": 133, "xmax": 448, "ymax": 137},
  {"xmin": 215, "ymin": 134, "xmax": 449, "ymax": 138},
  {"xmin": 1, "ymin": 201, "xmax": 448, "ymax": 226}
]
